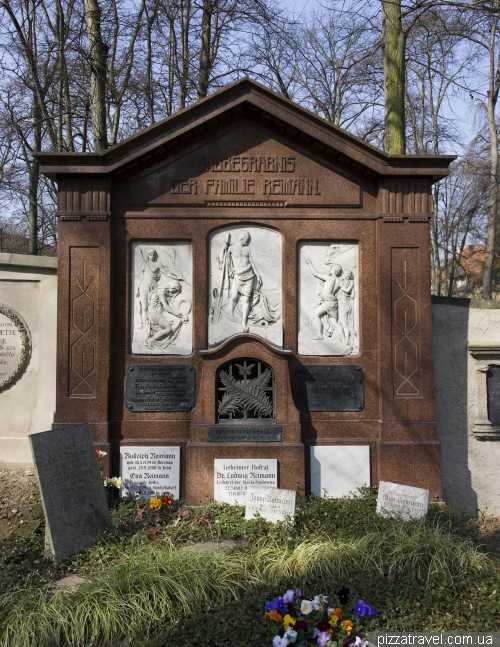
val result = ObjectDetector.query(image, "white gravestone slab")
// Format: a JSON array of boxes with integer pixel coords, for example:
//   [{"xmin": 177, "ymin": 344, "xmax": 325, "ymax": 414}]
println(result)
[
  {"xmin": 120, "ymin": 446, "xmax": 180, "ymax": 500},
  {"xmin": 209, "ymin": 225, "xmax": 283, "ymax": 349},
  {"xmin": 376, "ymin": 481, "xmax": 429, "ymax": 520},
  {"xmin": 310, "ymin": 446, "xmax": 370, "ymax": 498},
  {"xmin": 298, "ymin": 242, "xmax": 359, "ymax": 356},
  {"xmin": 214, "ymin": 459, "xmax": 278, "ymax": 504},
  {"xmin": 245, "ymin": 485, "xmax": 296, "ymax": 523},
  {"xmin": 131, "ymin": 242, "xmax": 193, "ymax": 355}
]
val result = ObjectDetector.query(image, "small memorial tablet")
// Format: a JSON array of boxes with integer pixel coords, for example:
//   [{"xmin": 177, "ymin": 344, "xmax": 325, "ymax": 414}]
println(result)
[
  {"xmin": 126, "ymin": 365, "xmax": 194, "ymax": 411},
  {"xmin": 245, "ymin": 485, "xmax": 296, "ymax": 523},
  {"xmin": 0, "ymin": 304, "xmax": 31, "ymax": 392},
  {"xmin": 376, "ymin": 481, "xmax": 429, "ymax": 520},
  {"xmin": 120, "ymin": 446, "xmax": 180, "ymax": 500},
  {"xmin": 487, "ymin": 366, "xmax": 500, "ymax": 428},
  {"xmin": 209, "ymin": 426, "xmax": 282, "ymax": 442},
  {"xmin": 29, "ymin": 424, "xmax": 111, "ymax": 561},
  {"xmin": 214, "ymin": 459, "xmax": 278, "ymax": 504},
  {"xmin": 296, "ymin": 365, "xmax": 364, "ymax": 412},
  {"xmin": 310, "ymin": 446, "xmax": 370, "ymax": 498}
]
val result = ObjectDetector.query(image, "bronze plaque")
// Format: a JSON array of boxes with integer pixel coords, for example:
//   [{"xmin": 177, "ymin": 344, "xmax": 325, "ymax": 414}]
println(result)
[
  {"xmin": 209, "ymin": 426, "xmax": 282, "ymax": 442},
  {"xmin": 487, "ymin": 366, "xmax": 500, "ymax": 428},
  {"xmin": 126, "ymin": 365, "xmax": 194, "ymax": 412},
  {"xmin": 296, "ymin": 365, "xmax": 364, "ymax": 412}
]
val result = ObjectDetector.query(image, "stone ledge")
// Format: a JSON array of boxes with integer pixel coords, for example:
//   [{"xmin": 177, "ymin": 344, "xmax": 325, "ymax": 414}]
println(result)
[{"xmin": 0, "ymin": 252, "xmax": 57, "ymax": 270}]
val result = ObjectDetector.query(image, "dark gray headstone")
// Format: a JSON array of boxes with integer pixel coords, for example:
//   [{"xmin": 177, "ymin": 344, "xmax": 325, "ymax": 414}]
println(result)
[{"xmin": 29, "ymin": 424, "xmax": 112, "ymax": 561}]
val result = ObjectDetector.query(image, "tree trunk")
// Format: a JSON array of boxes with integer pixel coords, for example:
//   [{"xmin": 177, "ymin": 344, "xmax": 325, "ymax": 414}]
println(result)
[
  {"xmin": 198, "ymin": 0, "xmax": 212, "ymax": 99},
  {"xmin": 180, "ymin": 0, "xmax": 191, "ymax": 108},
  {"xmin": 83, "ymin": 0, "xmax": 109, "ymax": 151},
  {"xmin": 483, "ymin": 33, "xmax": 500, "ymax": 299},
  {"xmin": 381, "ymin": 0, "xmax": 406, "ymax": 154},
  {"xmin": 29, "ymin": 95, "xmax": 41, "ymax": 255}
]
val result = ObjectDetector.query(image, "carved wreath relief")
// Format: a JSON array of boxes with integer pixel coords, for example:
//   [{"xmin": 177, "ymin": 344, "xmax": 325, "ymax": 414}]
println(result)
[
  {"xmin": 131, "ymin": 243, "xmax": 193, "ymax": 355},
  {"xmin": 209, "ymin": 225, "xmax": 282, "ymax": 348},
  {"xmin": 298, "ymin": 243, "xmax": 359, "ymax": 356},
  {"xmin": 0, "ymin": 303, "xmax": 31, "ymax": 392}
]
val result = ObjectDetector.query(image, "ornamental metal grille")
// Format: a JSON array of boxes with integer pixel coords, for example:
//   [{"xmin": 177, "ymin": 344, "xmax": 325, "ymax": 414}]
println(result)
[{"xmin": 216, "ymin": 358, "xmax": 275, "ymax": 422}]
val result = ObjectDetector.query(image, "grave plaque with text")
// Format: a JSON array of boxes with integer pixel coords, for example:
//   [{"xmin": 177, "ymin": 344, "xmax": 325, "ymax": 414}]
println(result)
[
  {"xmin": 487, "ymin": 366, "xmax": 500, "ymax": 428},
  {"xmin": 245, "ymin": 485, "xmax": 296, "ymax": 523},
  {"xmin": 376, "ymin": 481, "xmax": 429, "ymax": 520},
  {"xmin": 120, "ymin": 446, "xmax": 180, "ymax": 500},
  {"xmin": 214, "ymin": 459, "xmax": 278, "ymax": 504},
  {"xmin": 296, "ymin": 365, "xmax": 364, "ymax": 412},
  {"xmin": 126, "ymin": 365, "xmax": 194, "ymax": 411},
  {"xmin": 209, "ymin": 426, "xmax": 282, "ymax": 442},
  {"xmin": 30, "ymin": 424, "xmax": 111, "ymax": 561}
]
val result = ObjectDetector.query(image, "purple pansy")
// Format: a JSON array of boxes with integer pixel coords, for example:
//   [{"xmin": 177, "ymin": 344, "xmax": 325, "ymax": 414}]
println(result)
[{"xmin": 353, "ymin": 599, "xmax": 376, "ymax": 618}]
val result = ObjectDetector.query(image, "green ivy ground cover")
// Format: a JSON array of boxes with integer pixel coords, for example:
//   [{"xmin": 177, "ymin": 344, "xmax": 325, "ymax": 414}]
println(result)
[{"xmin": 0, "ymin": 487, "xmax": 498, "ymax": 647}]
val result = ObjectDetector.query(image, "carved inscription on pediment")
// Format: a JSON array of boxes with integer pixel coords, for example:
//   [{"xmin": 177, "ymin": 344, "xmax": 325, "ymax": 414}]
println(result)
[{"xmin": 129, "ymin": 127, "xmax": 361, "ymax": 207}]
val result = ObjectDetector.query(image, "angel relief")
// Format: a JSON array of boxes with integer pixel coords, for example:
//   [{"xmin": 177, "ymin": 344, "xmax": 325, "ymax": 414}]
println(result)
[{"xmin": 132, "ymin": 243, "xmax": 193, "ymax": 355}]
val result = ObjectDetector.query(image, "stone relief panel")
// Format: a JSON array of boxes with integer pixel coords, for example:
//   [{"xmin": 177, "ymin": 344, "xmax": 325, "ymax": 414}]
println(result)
[
  {"xmin": 0, "ymin": 303, "xmax": 31, "ymax": 392},
  {"xmin": 209, "ymin": 225, "xmax": 282, "ymax": 348},
  {"xmin": 298, "ymin": 242, "xmax": 359, "ymax": 356},
  {"xmin": 131, "ymin": 242, "xmax": 193, "ymax": 355}
]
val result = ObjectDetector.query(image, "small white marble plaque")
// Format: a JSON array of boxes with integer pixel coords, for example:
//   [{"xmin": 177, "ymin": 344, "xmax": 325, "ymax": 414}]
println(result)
[
  {"xmin": 245, "ymin": 485, "xmax": 295, "ymax": 523},
  {"xmin": 310, "ymin": 445, "xmax": 370, "ymax": 498},
  {"xmin": 131, "ymin": 242, "xmax": 193, "ymax": 355},
  {"xmin": 214, "ymin": 459, "xmax": 278, "ymax": 504},
  {"xmin": 120, "ymin": 446, "xmax": 180, "ymax": 500},
  {"xmin": 376, "ymin": 481, "xmax": 429, "ymax": 520}
]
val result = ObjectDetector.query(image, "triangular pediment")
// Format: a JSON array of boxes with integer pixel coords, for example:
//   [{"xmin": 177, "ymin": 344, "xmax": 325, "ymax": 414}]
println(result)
[
  {"xmin": 37, "ymin": 78, "xmax": 454, "ymax": 184},
  {"xmin": 129, "ymin": 123, "xmax": 362, "ymax": 207}
]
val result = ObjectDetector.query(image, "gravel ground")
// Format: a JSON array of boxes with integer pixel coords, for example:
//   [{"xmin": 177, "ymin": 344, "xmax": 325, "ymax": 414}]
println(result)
[{"xmin": 0, "ymin": 468, "xmax": 42, "ymax": 541}]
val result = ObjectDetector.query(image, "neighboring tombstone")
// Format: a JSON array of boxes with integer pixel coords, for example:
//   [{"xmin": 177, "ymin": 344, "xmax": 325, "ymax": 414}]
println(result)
[
  {"xmin": 310, "ymin": 445, "xmax": 370, "ymax": 498},
  {"xmin": 0, "ymin": 303, "xmax": 31, "ymax": 392},
  {"xmin": 214, "ymin": 459, "xmax": 278, "ymax": 504},
  {"xmin": 120, "ymin": 446, "xmax": 180, "ymax": 500},
  {"xmin": 376, "ymin": 481, "xmax": 429, "ymax": 520},
  {"xmin": 29, "ymin": 424, "xmax": 111, "ymax": 561},
  {"xmin": 245, "ymin": 485, "xmax": 296, "ymax": 523}
]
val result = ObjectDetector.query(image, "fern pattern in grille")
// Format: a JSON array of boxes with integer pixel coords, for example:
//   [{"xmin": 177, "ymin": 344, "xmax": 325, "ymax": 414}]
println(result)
[{"xmin": 217, "ymin": 358, "xmax": 275, "ymax": 421}]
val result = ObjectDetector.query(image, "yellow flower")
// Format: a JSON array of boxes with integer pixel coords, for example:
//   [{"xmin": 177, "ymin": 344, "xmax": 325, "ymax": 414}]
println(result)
[
  {"xmin": 342, "ymin": 620, "xmax": 353, "ymax": 635},
  {"xmin": 329, "ymin": 615, "xmax": 339, "ymax": 628},
  {"xmin": 149, "ymin": 497, "xmax": 162, "ymax": 509},
  {"xmin": 282, "ymin": 614, "xmax": 296, "ymax": 631},
  {"xmin": 269, "ymin": 610, "xmax": 282, "ymax": 622}
]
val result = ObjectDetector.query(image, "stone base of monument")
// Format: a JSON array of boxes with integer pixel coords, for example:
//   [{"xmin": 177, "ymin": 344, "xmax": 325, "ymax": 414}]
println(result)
[{"xmin": 185, "ymin": 438, "xmax": 304, "ymax": 505}]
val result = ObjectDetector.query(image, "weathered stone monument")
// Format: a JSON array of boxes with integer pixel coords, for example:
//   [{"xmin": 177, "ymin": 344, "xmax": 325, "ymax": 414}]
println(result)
[
  {"xmin": 38, "ymin": 78, "xmax": 452, "ymax": 503},
  {"xmin": 30, "ymin": 424, "xmax": 111, "ymax": 560}
]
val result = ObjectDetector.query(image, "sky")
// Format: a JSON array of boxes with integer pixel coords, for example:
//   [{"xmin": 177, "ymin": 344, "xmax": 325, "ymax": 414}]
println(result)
[{"xmin": 279, "ymin": 0, "xmax": 481, "ymax": 155}]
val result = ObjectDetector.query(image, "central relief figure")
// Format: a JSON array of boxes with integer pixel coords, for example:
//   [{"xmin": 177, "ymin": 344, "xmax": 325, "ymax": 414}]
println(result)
[{"xmin": 209, "ymin": 225, "xmax": 282, "ymax": 348}]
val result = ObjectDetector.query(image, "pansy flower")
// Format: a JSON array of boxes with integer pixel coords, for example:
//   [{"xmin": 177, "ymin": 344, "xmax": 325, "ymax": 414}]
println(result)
[
  {"xmin": 300, "ymin": 599, "xmax": 313, "ymax": 615},
  {"xmin": 273, "ymin": 636, "xmax": 289, "ymax": 647}
]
